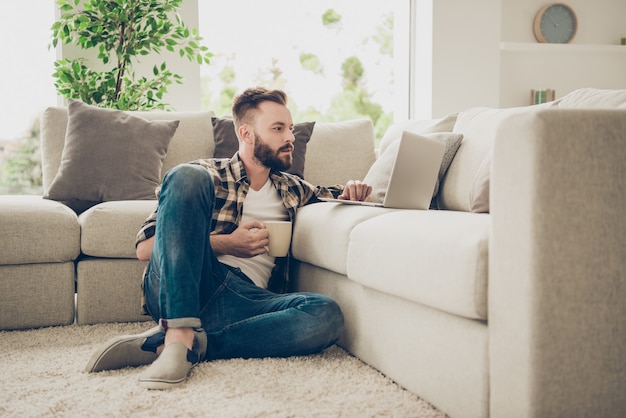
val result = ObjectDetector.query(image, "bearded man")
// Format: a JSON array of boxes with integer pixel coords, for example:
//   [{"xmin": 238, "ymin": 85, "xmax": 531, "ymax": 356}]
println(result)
[{"xmin": 85, "ymin": 87, "xmax": 372, "ymax": 389}]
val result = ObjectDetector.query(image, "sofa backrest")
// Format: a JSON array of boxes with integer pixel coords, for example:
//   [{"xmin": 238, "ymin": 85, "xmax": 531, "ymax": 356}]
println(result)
[
  {"xmin": 40, "ymin": 107, "xmax": 376, "ymax": 196},
  {"xmin": 303, "ymin": 119, "xmax": 376, "ymax": 186},
  {"xmin": 437, "ymin": 88, "xmax": 626, "ymax": 212}
]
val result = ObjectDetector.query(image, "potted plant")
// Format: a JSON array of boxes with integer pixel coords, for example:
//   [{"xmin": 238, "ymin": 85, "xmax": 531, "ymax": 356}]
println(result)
[{"xmin": 51, "ymin": 0, "xmax": 212, "ymax": 110}]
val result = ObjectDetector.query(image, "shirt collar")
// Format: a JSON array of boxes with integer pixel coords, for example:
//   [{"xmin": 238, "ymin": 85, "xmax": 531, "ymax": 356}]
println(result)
[{"xmin": 229, "ymin": 152, "xmax": 248, "ymax": 184}]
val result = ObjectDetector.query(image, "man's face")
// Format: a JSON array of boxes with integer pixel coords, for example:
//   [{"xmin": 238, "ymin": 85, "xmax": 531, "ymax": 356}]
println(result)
[{"xmin": 250, "ymin": 101, "xmax": 295, "ymax": 171}]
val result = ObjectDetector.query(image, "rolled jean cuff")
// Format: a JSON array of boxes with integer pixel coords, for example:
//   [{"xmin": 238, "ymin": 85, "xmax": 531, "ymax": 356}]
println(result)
[{"xmin": 159, "ymin": 317, "xmax": 202, "ymax": 330}]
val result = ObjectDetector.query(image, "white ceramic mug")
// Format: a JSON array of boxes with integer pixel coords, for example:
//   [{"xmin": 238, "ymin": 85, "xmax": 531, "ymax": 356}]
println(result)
[{"xmin": 263, "ymin": 221, "xmax": 292, "ymax": 257}]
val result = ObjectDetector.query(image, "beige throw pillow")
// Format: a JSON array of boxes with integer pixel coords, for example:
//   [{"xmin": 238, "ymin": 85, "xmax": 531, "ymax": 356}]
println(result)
[
  {"xmin": 45, "ymin": 99, "xmax": 179, "ymax": 212},
  {"xmin": 364, "ymin": 132, "xmax": 463, "ymax": 207}
]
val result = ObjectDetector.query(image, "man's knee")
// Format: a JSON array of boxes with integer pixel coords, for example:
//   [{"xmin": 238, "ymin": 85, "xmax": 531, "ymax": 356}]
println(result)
[
  {"xmin": 162, "ymin": 164, "xmax": 214, "ymax": 199},
  {"xmin": 301, "ymin": 294, "xmax": 344, "ymax": 342}
]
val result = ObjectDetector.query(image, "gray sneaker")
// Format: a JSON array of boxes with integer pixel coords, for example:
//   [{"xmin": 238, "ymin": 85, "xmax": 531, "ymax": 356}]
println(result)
[
  {"xmin": 138, "ymin": 328, "xmax": 207, "ymax": 389},
  {"xmin": 85, "ymin": 325, "xmax": 165, "ymax": 373}
]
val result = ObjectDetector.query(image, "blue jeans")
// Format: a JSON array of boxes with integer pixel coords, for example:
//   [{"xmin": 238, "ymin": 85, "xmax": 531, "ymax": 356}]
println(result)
[{"xmin": 143, "ymin": 164, "xmax": 344, "ymax": 360}]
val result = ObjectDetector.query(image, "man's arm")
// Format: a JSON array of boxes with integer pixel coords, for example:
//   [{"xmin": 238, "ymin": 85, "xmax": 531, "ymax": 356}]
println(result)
[
  {"xmin": 136, "ymin": 236, "xmax": 154, "ymax": 261},
  {"xmin": 136, "ymin": 220, "xmax": 270, "ymax": 261},
  {"xmin": 211, "ymin": 220, "xmax": 269, "ymax": 257}
]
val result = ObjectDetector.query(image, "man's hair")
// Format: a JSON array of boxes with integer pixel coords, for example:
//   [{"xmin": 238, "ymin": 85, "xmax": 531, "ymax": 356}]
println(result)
[{"xmin": 232, "ymin": 87, "xmax": 288, "ymax": 128}]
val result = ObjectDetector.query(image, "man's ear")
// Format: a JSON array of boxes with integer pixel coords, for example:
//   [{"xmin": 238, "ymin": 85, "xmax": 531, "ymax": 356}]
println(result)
[{"xmin": 238, "ymin": 124, "xmax": 254, "ymax": 144}]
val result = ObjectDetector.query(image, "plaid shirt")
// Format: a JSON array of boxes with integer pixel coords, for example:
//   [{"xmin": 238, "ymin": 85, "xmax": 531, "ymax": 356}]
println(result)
[{"xmin": 136, "ymin": 152, "xmax": 343, "ymax": 292}]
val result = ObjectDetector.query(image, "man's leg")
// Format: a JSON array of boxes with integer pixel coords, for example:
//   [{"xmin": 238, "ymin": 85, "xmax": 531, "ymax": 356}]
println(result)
[
  {"xmin": 87, "ymin": 163, "xmax": 344, "ymax": 384},
  {"xmin": 85, "ymin": 163, "xmax": 217, "ymax": 376},
  {"xmin": 140, "ymin": 163, "xmax": 229, "ymax": 388},
  {"xmin": 198, "ymin": 269, "xmax": 344, "ymax": 360}
]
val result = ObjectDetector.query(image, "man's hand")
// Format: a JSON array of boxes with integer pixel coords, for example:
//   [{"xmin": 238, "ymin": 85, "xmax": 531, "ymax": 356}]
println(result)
[
  {"xmin": 211, "ymin": 220, "xmax": 269, "ymax": 258},
  {"xmin": 338, "ymin": 180, "xmax": 372, "ymax": 201}
]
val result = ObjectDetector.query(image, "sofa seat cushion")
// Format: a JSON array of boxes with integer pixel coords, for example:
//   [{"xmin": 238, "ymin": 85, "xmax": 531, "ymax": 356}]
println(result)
[
  {"xmin": 347, "ymin": 210, "xmax": 490, "ymax": 320},
  {"xmin": 292, "ymin": 203, "xmax": 489, "ymax": 320},
  {"xmin": 292, "ymin": 203, "xmax": 397, "ymax": 275},
  {"xmin": 79, "ymin": 200, "xmax": 157, "ymax": 258},
  {"xmin": 0, "ymin": 196, "xmax": 80, "ymax": 264}
]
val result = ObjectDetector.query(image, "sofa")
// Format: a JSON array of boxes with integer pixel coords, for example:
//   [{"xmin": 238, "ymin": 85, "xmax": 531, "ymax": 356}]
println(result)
[{"xmin": 1, "ymin": 88, "xmax": 624, "ymax": 417}]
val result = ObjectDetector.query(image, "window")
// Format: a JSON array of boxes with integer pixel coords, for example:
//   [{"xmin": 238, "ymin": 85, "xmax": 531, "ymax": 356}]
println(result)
[
  {"xmin": 0, "ymin": 2, "xmax": 57, "ymax": 194},
  {"xmin": 198, "ymin": 0, "xmax": 411, "ymax": 142}
]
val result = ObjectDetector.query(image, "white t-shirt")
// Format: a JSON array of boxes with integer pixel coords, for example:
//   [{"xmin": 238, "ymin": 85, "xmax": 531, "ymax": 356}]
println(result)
[{"xmin": 218, "ymin": 179, "xmax": 288, "ymax": 288}]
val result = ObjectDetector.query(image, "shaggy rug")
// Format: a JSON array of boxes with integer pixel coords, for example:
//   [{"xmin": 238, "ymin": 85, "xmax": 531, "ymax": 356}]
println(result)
[{"xmin": 0, "ymin": 322, "xmax": 447, "ymax": 417}]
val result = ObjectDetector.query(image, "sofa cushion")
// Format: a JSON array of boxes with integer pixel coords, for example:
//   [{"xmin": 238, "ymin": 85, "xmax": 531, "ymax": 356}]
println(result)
[
  {"xmin": 347, "ymin": 210, "xmax": 490, "ymax": 320},
  {"xmin": 79, "ymin": 200, "xmax": 157, "ymax": 258},
  {"xmin": 303, "ymin": 119, "xmax": 377, "ymax": 187},
  {"xmin": 555, "ymin": 88, "xmax": 626, "ymax": 108},
  {"xmin": 292, "ymin": 203, "xmax": 393, "ymax": 275},
  {"xmin": 364, "ymin": 132, "xmax": 463, "ymax": 207},
  {"xmin": 379, "ymin": 112, "xmax": 458, "ymax": 156},
  {"xmin": 41, "ymin": 106, "xmax": 215, "ymax": 198},
  {"xmin": 0, "ymin": 196, "xmax": 80, "ymax": 264},
  {"xmin": 292, "ymin": 202, "xmax": 490, "ymax": 320},
  {"xmin": 211, "ymin": 116, "xmax": 315, "ymax": 179},
  {"xmin": 44, "ymin": 100, "xmax": 179, "ymax": 212},
  {"xmin": 461, "ymin": 88, "xmax": 626, "ymax": 214},
  {"xmin": 469, "ymin": 151, "xmax": 491, "ymax": 213},
  {"xmin": 441, "ymin": 103, "xmax": 552, "ymax": 211}
]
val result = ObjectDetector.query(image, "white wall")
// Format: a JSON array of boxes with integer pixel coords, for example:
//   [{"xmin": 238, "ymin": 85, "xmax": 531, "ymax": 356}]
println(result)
[
  {"xmin": 499, "ymin": 0, "xmax": 626, "ymax": 108},
  {"xmin": 414, "ymin": 0, "xmax": 626, "ymax": 116},
  {"xmin": 501, "ymin": 0, "xmax": 626, "ymax": 44},
  {"xmin": 413, "ymin": 0, "xmax": 502, "ymax": 119},
  {"xmin": 57, "ymin": 0, "xmax": 200, "ymax": 111}
]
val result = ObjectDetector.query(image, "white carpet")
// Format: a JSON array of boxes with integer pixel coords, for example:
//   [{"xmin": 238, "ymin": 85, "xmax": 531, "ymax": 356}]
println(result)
[{"xmin": 0, "ymin": 322, "xmax": 447, "ymax": 417}]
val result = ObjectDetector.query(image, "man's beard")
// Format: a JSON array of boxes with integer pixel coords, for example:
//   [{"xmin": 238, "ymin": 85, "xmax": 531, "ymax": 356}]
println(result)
[{"xmin": 253, "ymin": 132, "xmax": 293, "ymax": 172}]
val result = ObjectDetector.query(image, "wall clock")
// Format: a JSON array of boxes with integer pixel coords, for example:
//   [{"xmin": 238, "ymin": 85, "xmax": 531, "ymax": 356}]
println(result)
[{"xmin": 533, "ymin": 3, "xmax": 578, "ymax": 44}]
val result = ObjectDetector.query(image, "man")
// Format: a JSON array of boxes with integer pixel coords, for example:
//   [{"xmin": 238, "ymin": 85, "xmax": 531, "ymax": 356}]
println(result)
[{"xmin": 85, "ymin": 87, "xmax": 372, "ymax": 389}]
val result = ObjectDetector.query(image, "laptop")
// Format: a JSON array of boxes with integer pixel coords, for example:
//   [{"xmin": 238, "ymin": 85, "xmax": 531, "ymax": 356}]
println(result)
[{"xmin": 320, "ymin": 131, "xmax": 446, "ymax": 210}]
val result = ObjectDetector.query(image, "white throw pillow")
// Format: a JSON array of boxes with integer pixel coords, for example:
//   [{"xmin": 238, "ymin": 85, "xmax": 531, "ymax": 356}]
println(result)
[{"xmin": 556, "ymin": 88, "xmax": 626, "ymax": 108}]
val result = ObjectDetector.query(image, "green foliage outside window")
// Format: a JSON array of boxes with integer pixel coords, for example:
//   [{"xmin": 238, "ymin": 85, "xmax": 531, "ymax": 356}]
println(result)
[
  {"xmin": 0, "ymin": 122, "xmax": 43, "ymax": 195},
  {"xmin": 202, "ymin": 10, "xmax": 395, "ymax": 143}
]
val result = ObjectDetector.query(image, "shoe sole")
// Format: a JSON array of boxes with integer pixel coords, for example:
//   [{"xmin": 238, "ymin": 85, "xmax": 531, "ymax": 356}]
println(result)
[
  {"xmin": 137, "ymin": 342, "xmax": 196, "ymax": 389},
  {"xmin": 139, "ymin": 376, "xmax": 188, "ymax": 390},
  {"xmin": 85, "ymin": 325, "xmax": 162, "ymax": 373}
]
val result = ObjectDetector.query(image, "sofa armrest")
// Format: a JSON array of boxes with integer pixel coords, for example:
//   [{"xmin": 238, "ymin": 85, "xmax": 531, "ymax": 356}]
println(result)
[{"xmin": 489, "ymin": 109, "xmax": 626, "ymax": 417}]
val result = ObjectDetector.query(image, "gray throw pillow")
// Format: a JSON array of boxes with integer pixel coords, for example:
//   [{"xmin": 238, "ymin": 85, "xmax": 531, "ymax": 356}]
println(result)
[
  {"xmin": 364, "ymin": 132, "xmax": 463, "ymax": 208},
  {"xmin": 44, "ymin": 99, "xmax": 179, "ymax": 212},
  {"xmin": 211, "ymin": 116, "xmax": 315, "ymax": 179}
]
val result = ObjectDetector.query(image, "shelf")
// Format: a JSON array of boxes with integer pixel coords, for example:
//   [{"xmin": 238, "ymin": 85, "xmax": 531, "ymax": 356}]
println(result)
[{"xmin": 500, "ymin": 42, "xmax": 626, "ymax": 53}]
